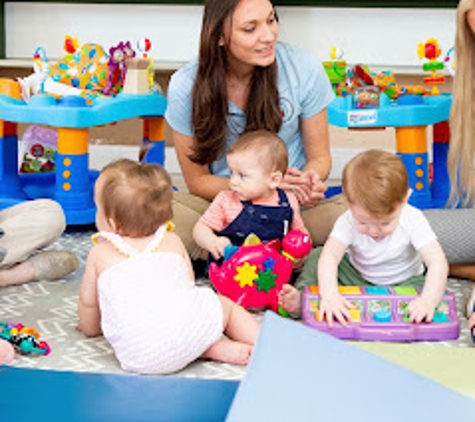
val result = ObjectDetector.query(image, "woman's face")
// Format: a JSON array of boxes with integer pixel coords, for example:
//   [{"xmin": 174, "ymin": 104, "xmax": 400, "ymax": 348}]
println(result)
[
  {"xmin": 467, "ymin": 9, "xmax": 475, "ymax": 33},
  {"xmin": 222, "ymin": 0, "xmax": 279, "ymax": 70}
]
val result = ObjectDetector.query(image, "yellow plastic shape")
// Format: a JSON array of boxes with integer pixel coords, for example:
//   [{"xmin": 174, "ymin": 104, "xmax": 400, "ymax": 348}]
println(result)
[
  {"xmin": 243, "ymin": 233, "xmax": 261, "ymax": 246},
  {"xmin": 349, "ymin": 308, "xmax": 361, "ymax": 322},
  {"xmin": 338, "ymin": 286, "xmax": 362, "ymax": 295},
  {"xmin": 234, "ymin": 262, "xmax": 258, "ymax": 288}
]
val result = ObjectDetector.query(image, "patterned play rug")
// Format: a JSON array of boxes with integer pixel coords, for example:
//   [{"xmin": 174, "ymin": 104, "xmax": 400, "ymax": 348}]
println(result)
[{"xmin": 0, "ymin": 227, "xmax": 473, "ymax": 378}]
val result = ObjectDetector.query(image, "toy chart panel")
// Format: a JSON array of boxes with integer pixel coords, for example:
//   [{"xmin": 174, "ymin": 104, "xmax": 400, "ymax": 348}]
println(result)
[{"xmin": 302, "ymin": 285, "xmax": 460, "ymax": 342}]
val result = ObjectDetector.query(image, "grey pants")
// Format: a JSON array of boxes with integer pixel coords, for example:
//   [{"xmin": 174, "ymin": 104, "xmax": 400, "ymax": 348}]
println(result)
[
  {"xmin": 0, "ymin": 199, "xmax": 65, "ymax": 268},
  {"xmin": 423, "ymin": 208, "xmax": 475, "ymax": 264}
]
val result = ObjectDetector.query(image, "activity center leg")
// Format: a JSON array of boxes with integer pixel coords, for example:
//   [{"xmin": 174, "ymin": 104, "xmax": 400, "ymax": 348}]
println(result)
[
  {"xmin": 395, "ymin": 125, "xmax": 432, "ymax": 208},
  {"xmin": 141, "ymin": 117, "xmax": 165, "ymax": 165}
]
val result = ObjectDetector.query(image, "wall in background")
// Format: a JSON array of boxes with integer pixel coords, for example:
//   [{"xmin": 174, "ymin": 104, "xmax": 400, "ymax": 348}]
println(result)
[
  {"xmin": 3, "ymin": 2, "xmax": 455, "ymax": 170},
  {"xmin": 6, "ymin": 3, "xmax": 456, "ymax": 66}
]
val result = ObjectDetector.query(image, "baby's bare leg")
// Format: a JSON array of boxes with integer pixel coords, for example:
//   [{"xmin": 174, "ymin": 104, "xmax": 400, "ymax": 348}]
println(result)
[
  {"xmin": 278, "ymin": 284, "xmax": 302, "ymax": 316},
  {"xmin": 202, "ymin": 296, "xmax": 260, "ymax": 365},
  {"xmin": 202, "ymin": 338, "xmax": 253, "ymax": 365},
  {"xmin": 220, "ymin": 295, "xmax": 260, "ymax": 345}
]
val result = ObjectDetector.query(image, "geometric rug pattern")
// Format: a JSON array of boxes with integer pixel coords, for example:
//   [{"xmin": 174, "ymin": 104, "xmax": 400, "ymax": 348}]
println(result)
[{"xmin": 1, "ymin": 227, "xmax": 473, "ymax": 378}]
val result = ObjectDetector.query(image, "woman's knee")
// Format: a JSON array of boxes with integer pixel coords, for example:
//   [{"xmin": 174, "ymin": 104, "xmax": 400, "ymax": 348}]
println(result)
[
  {"xmin": 302, "ymin": 195, "xmax": 347, "ymax": 246},
  {"xmin": 33, "ymin": 199, "xmax": 66, "ymax": 236}
]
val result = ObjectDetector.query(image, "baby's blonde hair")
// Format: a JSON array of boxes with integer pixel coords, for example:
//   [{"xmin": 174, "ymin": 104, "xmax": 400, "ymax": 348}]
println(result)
[
  {"xmin": 97, "ymin": 159, "xmax": 173, "ymax": 237},
  {"xmin": 343, "ymin": 150, "xmax": 409, "ymax": 217},
  {"xmin": 227, "ymin": 130, "xmax": 288, "ymax": 173},
  {"xmin": 448, "ymin": 0, "xmax": 475, "ymax": 207}
]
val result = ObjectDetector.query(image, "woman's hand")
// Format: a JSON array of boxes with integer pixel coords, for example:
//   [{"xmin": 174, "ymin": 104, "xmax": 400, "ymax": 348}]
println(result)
[{"xmin": 281, "ymin": 167, "xmax": 326, "ymax": 208}]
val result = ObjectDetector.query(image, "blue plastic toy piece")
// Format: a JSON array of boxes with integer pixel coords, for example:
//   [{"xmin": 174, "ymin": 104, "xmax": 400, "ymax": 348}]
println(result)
[
  {"xmin": 0, "ymin": 92, "xmax": 167, "ymax": 128},
  {"xmin": 373, "ymin": 310, "xmax": 392, "ymax": 323}
]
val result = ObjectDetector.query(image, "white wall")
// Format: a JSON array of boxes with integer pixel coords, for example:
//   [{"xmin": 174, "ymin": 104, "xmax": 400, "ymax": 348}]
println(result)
[{"xmin": 5, "ymin": 2, "xmax": 457, "ymax": 67}]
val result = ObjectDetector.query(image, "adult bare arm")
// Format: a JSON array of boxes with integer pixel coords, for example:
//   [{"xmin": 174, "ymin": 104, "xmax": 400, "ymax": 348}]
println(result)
[
  {"xmin": 281, "ymin": 110, "xmax": 331, "ymax": 207},
  {"xmin": 173, "ymin": 129, "xmax": 230, "ymax": 201},
  {"xmin": 301, "ymin": 109, "xmax": 332, "ymax": 181}
]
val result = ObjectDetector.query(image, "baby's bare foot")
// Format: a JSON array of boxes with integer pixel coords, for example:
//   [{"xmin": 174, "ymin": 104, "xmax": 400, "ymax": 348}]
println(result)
[
  {"xmin": 278, "ymin": 284, "xmax": 301, "ymax": 316},
  {"xmin": 203, "ymin": 339, "xmax": 253, "ymax": 365}
]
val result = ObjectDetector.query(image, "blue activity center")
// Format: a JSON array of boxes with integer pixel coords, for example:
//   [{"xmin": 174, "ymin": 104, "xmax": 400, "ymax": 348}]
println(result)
[{"xmin": 0, "ymin": 78, "xmax": 167, "ymax": 225}]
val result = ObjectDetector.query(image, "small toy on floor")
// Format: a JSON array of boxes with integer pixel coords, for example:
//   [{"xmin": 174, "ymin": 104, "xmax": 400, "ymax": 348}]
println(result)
[
  {"xmin": 0, "ymin": 322, "xmax": 51, "ymax": 355},
  {"xmin": 0, "ymin": 339, "xmax": 15, "ymax": 365}
]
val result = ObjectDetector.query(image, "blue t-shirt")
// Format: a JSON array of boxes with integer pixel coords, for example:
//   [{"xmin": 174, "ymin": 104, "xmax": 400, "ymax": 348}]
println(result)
[{"xmin": 165, "ymin": 43, "xmax": 335, "ymax": 176}]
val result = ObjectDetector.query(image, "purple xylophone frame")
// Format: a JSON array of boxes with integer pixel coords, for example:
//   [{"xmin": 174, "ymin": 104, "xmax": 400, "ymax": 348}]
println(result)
[{"xmin": 302, "ymin": 285, "xmax": 460, "ymax": 342}]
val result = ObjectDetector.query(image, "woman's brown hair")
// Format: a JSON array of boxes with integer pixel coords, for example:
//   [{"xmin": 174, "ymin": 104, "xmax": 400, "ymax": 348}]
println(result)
[{"xmin": 190, "ymin": 0, "xmax": 282, "ymax": 165}]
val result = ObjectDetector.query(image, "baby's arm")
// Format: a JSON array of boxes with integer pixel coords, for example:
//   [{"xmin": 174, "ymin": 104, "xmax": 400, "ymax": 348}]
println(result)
[
  {"xmin": 77, "ymin": 247, "xmax": 102, "ymax": 337},
  {"xmin": 318, "ymin": 237, "xmax": 354, "ymax": 327},
  {"xmin": 408, "ymin": 239, "xmax": 448, "ymax": 323},
  {"xmin": 193, "ymin": 220, "xmax": 231, "ymax": 260}
]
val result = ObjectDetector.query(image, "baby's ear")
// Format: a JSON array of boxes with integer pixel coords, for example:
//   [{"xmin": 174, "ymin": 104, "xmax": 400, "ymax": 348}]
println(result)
[
  {"xmin": 270, "ymin": 171, "xmax": 283, "ymax": 188},
  {"xmin": 108, "ymin": 217, "xmax": 119, "ymax": 233}
]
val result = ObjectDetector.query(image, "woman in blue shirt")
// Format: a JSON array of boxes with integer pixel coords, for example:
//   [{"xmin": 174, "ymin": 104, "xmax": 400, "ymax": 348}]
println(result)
[{"xmin": 166, "ymin": 0, "xmax": 346, "ymax": 259}]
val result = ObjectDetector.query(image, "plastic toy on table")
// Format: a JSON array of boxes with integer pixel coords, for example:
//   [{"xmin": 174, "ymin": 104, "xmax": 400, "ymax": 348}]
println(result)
[
  {"xmin": 328, "ymin": 84, "xmax": 452, "ymax": 210},
  {"xmin": 209, "ymin": 230, "xmax": 312, "ymax": 312},
  {"xmin": 302, "ymin": 285, "xmax": 460, "ymax": 342},
  {"xmin": 0, "ymin": 322, "xmax": 51, "ymax": 355},
  {"xmin": 0, "ymin": 37, "xmax": 166, "ymax": 225},
  {"xmin": 322, "ymin": 47, "xmax": 347, "ymax": 94},
  {"xmin": 418, "ymin": 38, "xmax": 446, "ymax": 96}
]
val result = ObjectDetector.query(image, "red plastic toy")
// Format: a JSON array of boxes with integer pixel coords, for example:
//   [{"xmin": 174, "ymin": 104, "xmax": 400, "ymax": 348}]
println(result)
[{"xmin": 209, "ymin": 230, "xmax": 312, "ymax": 312}]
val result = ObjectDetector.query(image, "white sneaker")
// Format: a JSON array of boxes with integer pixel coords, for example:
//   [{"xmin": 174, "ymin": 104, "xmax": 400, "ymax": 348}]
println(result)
[{"xmin": 30, "ymin": 250, "xmax": 80, "ymax": 281}]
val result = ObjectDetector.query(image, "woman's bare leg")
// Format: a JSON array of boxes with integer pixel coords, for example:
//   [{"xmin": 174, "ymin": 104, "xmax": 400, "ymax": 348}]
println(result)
[{"xmin": 449, "ymin": 264, "xmax": 475, "ymax": 281}]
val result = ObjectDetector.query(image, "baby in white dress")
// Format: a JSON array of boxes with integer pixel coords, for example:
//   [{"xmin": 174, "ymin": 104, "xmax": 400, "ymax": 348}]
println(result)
[{"xmin": 77, "ymin": 159, "xmax": 260, "ymax": 374}]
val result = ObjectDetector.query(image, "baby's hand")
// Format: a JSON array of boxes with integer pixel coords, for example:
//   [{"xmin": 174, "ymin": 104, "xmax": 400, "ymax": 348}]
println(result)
[
  {"xmin": 210, "ymin": 236, "xmax": 231, "ymax": 260},
  {"xmin": 319, "ymin": 292, "xmax": 354, "ymax": 328},
  {"xmin": 407, "ymin": 296, "xmax": 437, "ymax": 323}
]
